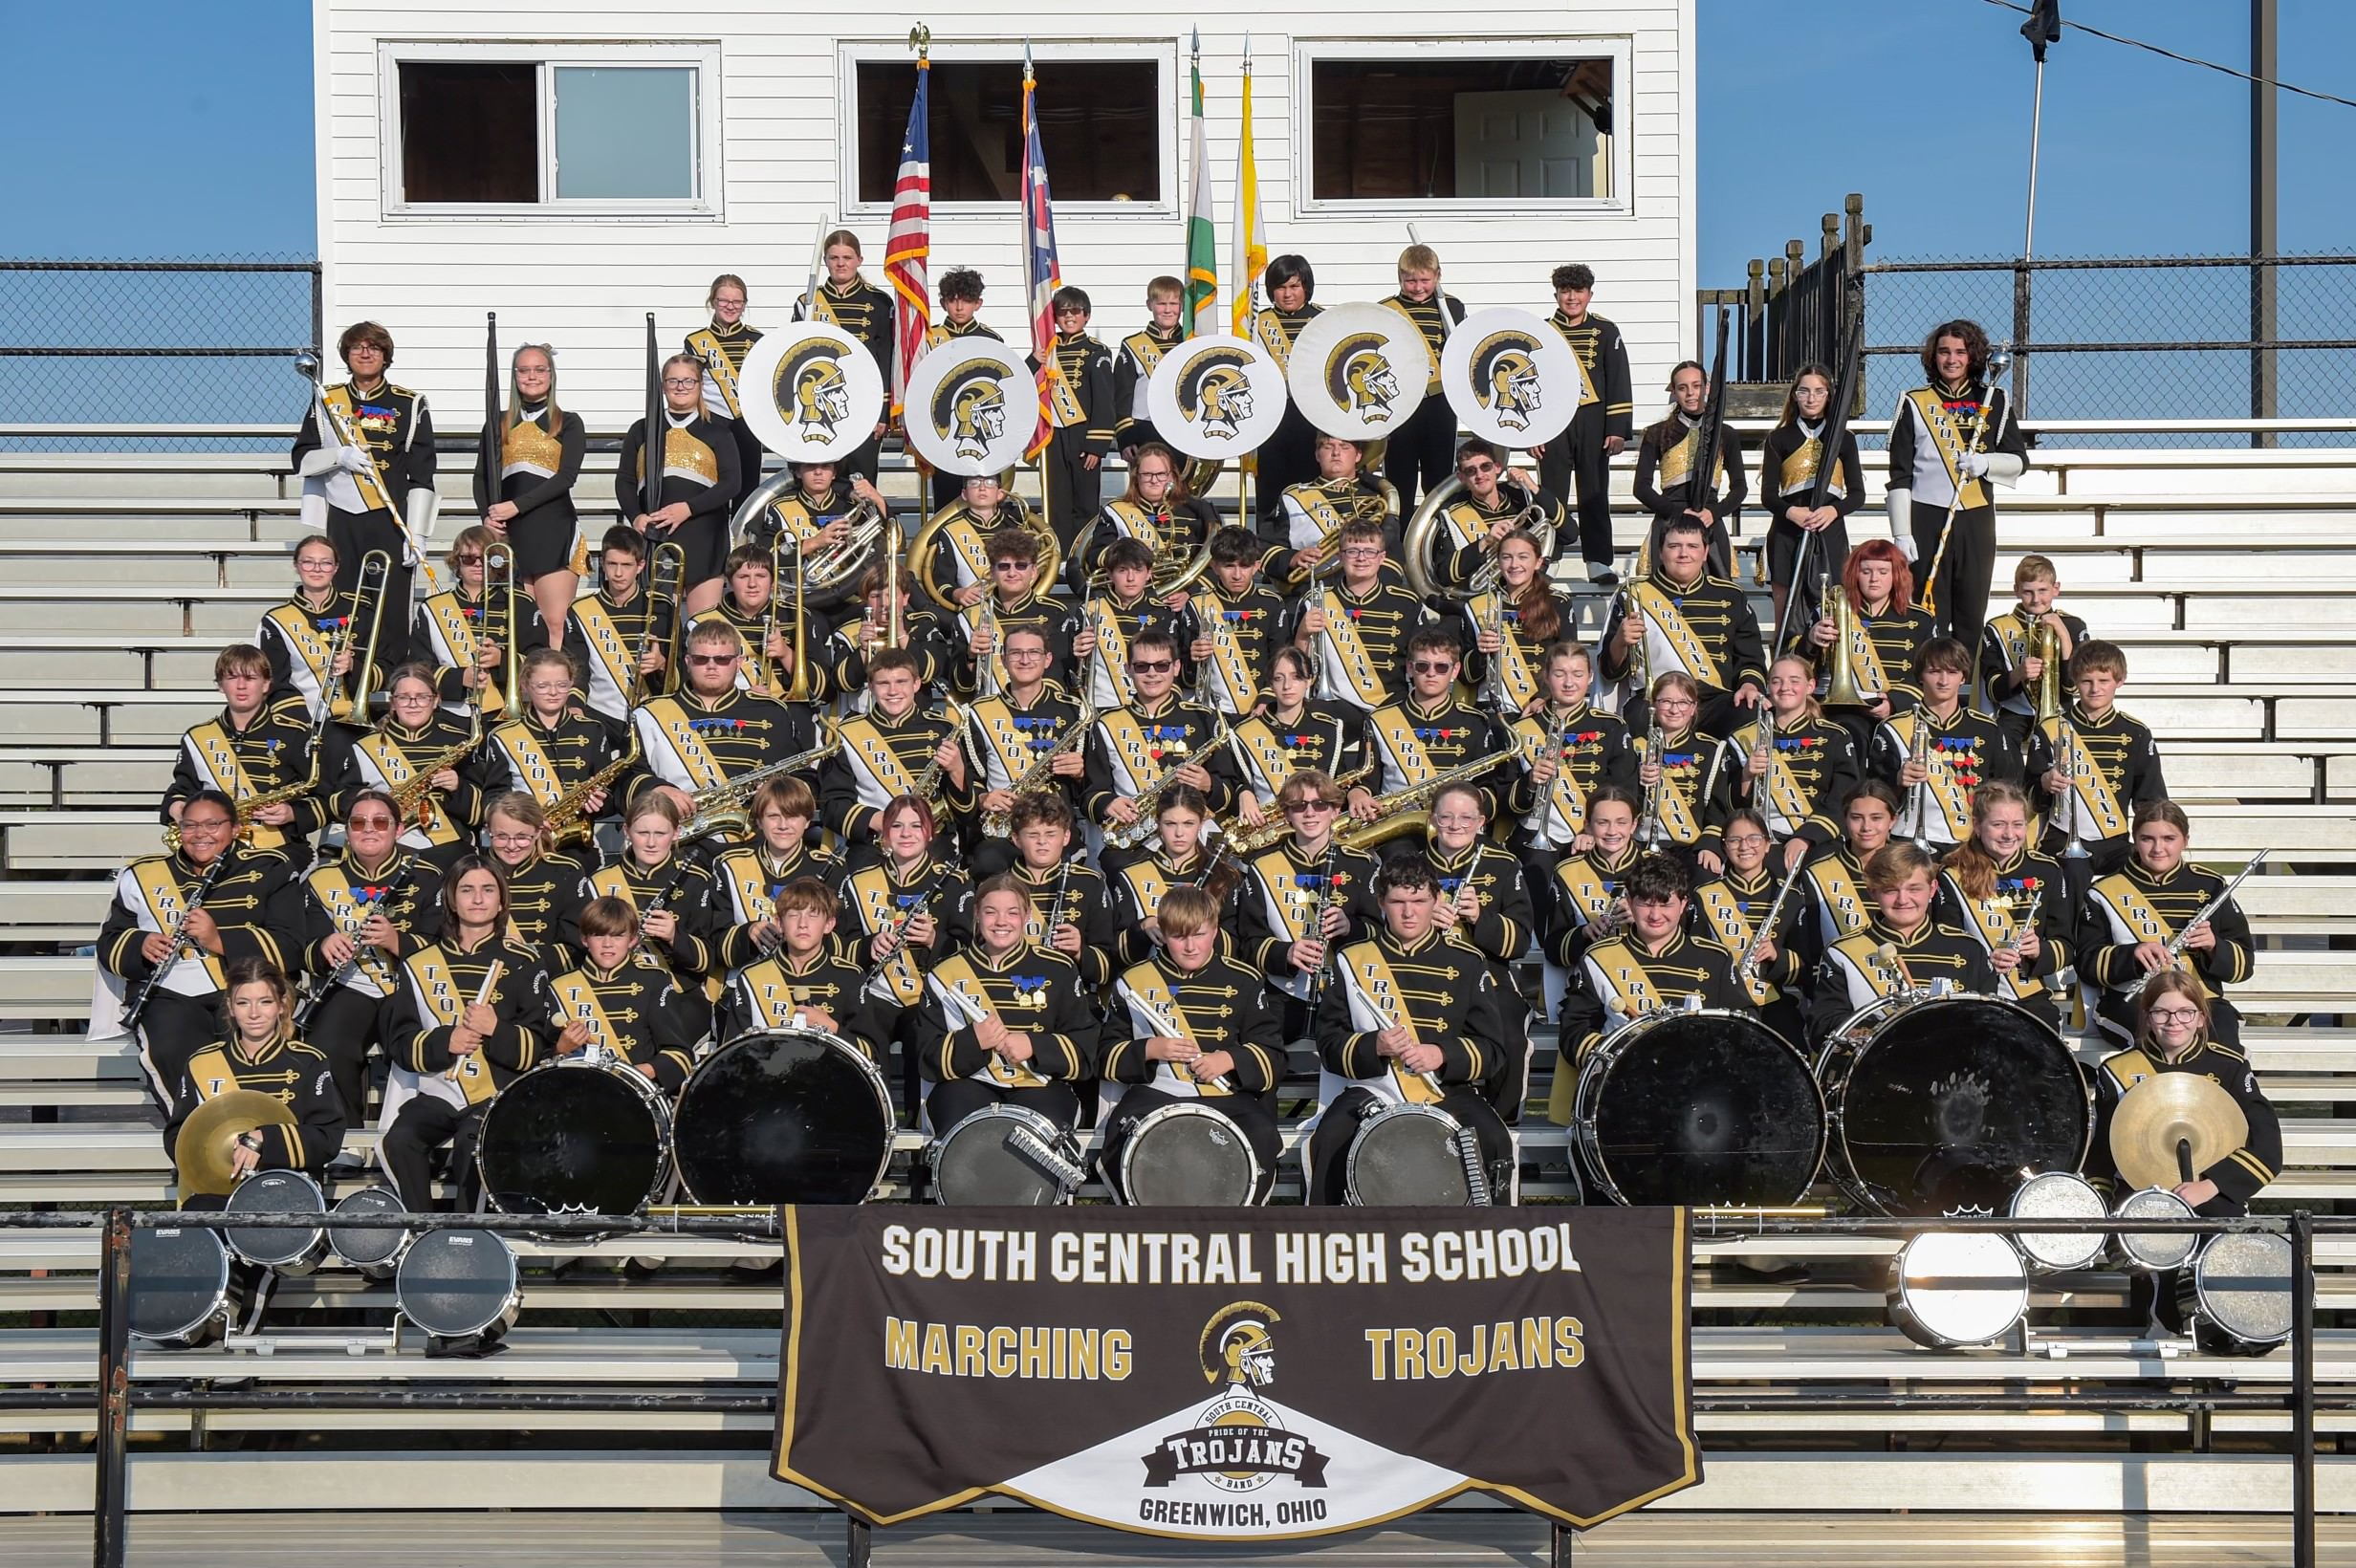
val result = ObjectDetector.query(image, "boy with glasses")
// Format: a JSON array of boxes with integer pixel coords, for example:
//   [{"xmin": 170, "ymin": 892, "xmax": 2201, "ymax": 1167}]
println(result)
[
  {"xmin": 1430, "ymin": 440, "xmax": 1566, "ymax": 590},
  {"xmin": 1284, "ymin": 516, "xmax": 1433, "ymax": 715},
  {"xmin": 962, "ymin": 626, "xmax": 1087, "ymax": 878},
  {"xmin": 1083, "ymin": 629, "xmax": 1237, "ymax": 867},
  {"xmin": 630, "ymin": 622, "xmax": 821, "ymax": 830},
  {"xmin": 952, "ymin": 525, "xmax": 1076, "ymax": 699},
  {"xmin": 1238, "ymin": 769, "xmax": 1384, "ymax": 1039},
  {"xmin": 1357, "ymin": 628, "xmax": 1512, "ymax": 823}
]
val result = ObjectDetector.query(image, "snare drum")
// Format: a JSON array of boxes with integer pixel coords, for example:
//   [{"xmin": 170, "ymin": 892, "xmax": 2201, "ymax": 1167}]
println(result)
[
  {"xmin": 931, "ymin": 1104, "xmax": 1084, "ymax": 1206},
  {"xmin": 1343, "ymin": 1093, "xmax": 1516, "ymax": 1208},
  {"xmin": 672, "ymin": 1029, "xmax": 894, "ymax": 1206},
  {"xmin": 1817, "ymin": 994, "xmax": 2092, "ymax": 1215},
  {"xmin": 223, "ymin": 1169, "xmax": 330, "ymax": 1274},
  {"xmin": 395, "ymin": 1229, "xmax": 521, "ymax": 1342},
  {"xmin": 2007, "ymin": 1170, "xmax": 2107, "ymax": 1273},
  {"xmin": 2179, "ymin": 1231, "xmax": 2295, "ymax": 1356},
  {"xmin": 327, "ymin": 1186, "xmax": 411, "ymax": 1278},
  {"xmin": 128, "ymin": 1225, "xmax": 234, "ymax": 1348},
  {"xmin": 476, "ymin": 1054, "xmax": 673, "ymax": 1216},
  {"xmin": 1574, "ymin": 1009, "xmax": 1824, "ymax": 1208},
  {"xmin": 1887, "ymin": 1230, "xmax": 2031, "ymax": 1348},
  {"xmin": 1109, "ymin": 1102, "xmax": 1264, "ymax": 1208},
  {"xmin": 2112, "ymin": 1187, "xmax": 2199, "ymax": 1273}
]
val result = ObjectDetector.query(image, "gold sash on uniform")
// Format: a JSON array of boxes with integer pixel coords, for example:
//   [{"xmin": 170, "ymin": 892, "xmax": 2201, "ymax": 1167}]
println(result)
[
  {"xmin": 1582, "ymin": 936, "xmax": 1669, "ymax": 1019},
  {"xmin": 964, "ymin": 699, "xmax": 1038, "ymax": 793},
  {"xmin": 401, "ymin": 947, "xmax": 497, "ymax": 1105},
  {"xmin": 131, "ymin": 858, "xmax": 226, "ymax": 991},
  {"xmin": 1122, "ymin": 331, "xmax": 1171, "ymax": 381},
  {"xmin": 1510, "ymin": 717, "xmax": 1587, "ymax": 841},
  {"xmin": 1905, "ymin": 386, "xmax": 1991, "ymax": 511},
  {"xmin": 184, "ymin": 725, "xmax": 291, "ymax": 853},
  {"xmin": 1948, "ymin": 881, "xmax": 2042, "ymax": 1001},
  {"xmin": 1115, "ymin": 962, "xmax": 1229, "ymax": 1098},
  {"xmin": 1472, "ymin": 592, "xmax": 1541, "ymax": 711},
  {"xmin": 1120, "ymin": 860, "xmax": 1178, "ymax": 925},
  {"xmin": 549, "ymin": 969, "xmax": 628, "ymax": 1055},
  {"xmin": 638, "ymin": 698, "xmax": 733, "ymax": 791},
  {"xmin": 1731, "ymin": 719, "xmax": 1811, "ymax": 832},
  {"xmin": 1636, "ymin": 731, "xmax": 1703, "ymax": 845},
  {"xmin": 1096, "ymin": 709, "xmax": 1168, "ymax": 796},
  {"xmin": 2091, "ymin": 877, "xmax": 2213, "ymax": 998},
  {"xmin": 1553, "ymin": 858, "xmax": 1620, "ymax": 926},
  {"xmin": 1335, "ymin": 945, "xmax": 1443, "ymax": 1104},
  {"xmin": 1254, "ymin": 310, "xmax": 1298, "ymax": 369},
  {"xmin": 1806, "ymin": 857, "xmax": 1870, "ymax": 940},
  {"xmin": 1231, "ymin": 718, "xmax": 1296, "ymax": 799},
  {"xmin": 686, "ymin": 327, "xmax": 745, "ymax": 418},
  {"xmin": 424, "ymin": 595, "xmax": 507, "ymax": 715},
  {"xmin": 1694, "ymin": 886, "xmax": 1776, "ymax": 1006},
  {"xmin": 850, "ymin": 866, "xmax": 929, "ymax": 1007},
  {"xmin": 489, "ymin": 721, "xmax": 571, "ymax": 807},
  {"xmin": 2041, "ymin": 715, "xmax": 2129, "ymax": 841},
  {"xmin": 1845, "ymin": 614, "xmax": 1895, "ymax": 698},
  {"xmin": 1193, "ymin": 591, "xmax": 1261, "ymax": 714},
  {"xmin": 733, "ymin": 958, "xmax": 818, "ymax": 1034},
  {"xmin": 572, "ymin": 598, "xmax": 635, "ymax": 707},
  {"xmin": 263, "ymin": 603, "xmax": 338, "ymax": 699},
  {"xmin": 306, "ymin": 863, "xmax": 402, "ymax": 992},
  {"xmin": 320, "ymin": 385, "xmax": 396, "ymax": 512},
  {"xmin": 1317, "ymin": 589, "xmax": 1390, "ymax": 708},
  {"xmin": 837, "ymin": 714, "xmax": 926, "ymax": 809},
  {"xmin": 355, "ymin": 733, "xmax": 458, "ymax": 842},
  {"xmin": 1370, "ymin": 708, "xmax": 1439, "ymax": 791},
  {"xmin": 1832, "ymin": 932, "xmax": 1907, "ymax": 1003},
  {"xmin": 1082, "ymin": 601, "xmax": 1138, "ymax": 708},
  {"xmin": 1629, "ymin": 582, "xmax": 1718, "ymax": 686},
  {"xmin": 927, "ymin": 954, "xmax": 1047, "ymax": 1087}
]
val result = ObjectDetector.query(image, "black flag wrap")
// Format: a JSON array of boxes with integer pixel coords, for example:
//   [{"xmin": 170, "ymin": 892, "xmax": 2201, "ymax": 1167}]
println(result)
[
  {"xmin": 2021, "ymin": 0, "xmax": 2062, "ymax": 62},
  {"xmin": 773, "ymin": 1206, "xmax": 1697, "ymax": 1540}
]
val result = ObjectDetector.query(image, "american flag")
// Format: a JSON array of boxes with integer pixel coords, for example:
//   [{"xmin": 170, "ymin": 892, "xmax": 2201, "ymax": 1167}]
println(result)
[
  {"xmin": 883, "ymin": 58, "xmax": 931, "ymax": 422},
  {"xmin": 1018, "ymin": 63, "xmax": 1061, "ymax": 459}
]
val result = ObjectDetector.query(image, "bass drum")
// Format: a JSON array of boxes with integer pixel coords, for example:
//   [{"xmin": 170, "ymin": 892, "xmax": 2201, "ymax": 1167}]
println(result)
[
  {"xmin": 930, "ymin": 1104, "xmax": 1084, "ymax": 1207},
  {"xmin": 673, "ymin": 1029, "xmax": 895, "ymax": 1206},
  {"xmin": 1343, "ymin": 1092, "xmax": 1518, "ymax": 1208},
  {"xmin": 1108, "ymin": 1102, "xmax": 1263, "ymax": 1208},
  {"xmin": 223, "ymin": 1169, "xmax": 330, "ymax": 1274},
  {"xmin": 128, "ymin": 1225, "xmax": 235, "ymax": 1348},
  {"xmin": 477, "ymin": 1055, "xmax": 673, "ymax": 1216},
  {"xmin": 1574, "ymin": 1009, "xmax": 1823, "ymax": 1208},
  {"xmin": 1817, "ymin": 994, "xmax": 2091, "ymax": 1215}
]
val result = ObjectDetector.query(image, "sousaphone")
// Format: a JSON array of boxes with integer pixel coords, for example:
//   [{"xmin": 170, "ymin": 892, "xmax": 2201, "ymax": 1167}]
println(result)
[{"xmin": 1402, "ymin": 307, "xmax": 1576, "ymax": 600}]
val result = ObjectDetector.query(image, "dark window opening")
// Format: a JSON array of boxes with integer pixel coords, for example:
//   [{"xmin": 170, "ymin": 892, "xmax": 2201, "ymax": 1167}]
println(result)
[
  {"xmin": 1310, "ymin": 57, "xmax": 1613, "ymax": 202},
  {"xmin": 400, "ymin": 62, "xmax": 538, "ymax": 204},
  {"xmin": 857, "ymin": 60, "xmax": 1162, "ymax": 204}
]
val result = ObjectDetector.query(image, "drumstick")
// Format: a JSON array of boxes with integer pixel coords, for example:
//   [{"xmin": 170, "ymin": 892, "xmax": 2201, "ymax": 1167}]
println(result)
[
  {"xmin": 1872, "ymin": 941, "xmax": 1914, "ymax": 993},
  {"xmin": 1135, "ymin": 989, "xmax": 1234, "ymax": 1093},
  {"xmin": 443, "ymin": 959, "xmax": 505, "ymax": 1078}
]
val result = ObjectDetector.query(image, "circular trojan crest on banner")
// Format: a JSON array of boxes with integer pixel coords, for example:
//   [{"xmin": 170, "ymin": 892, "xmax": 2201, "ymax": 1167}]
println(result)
[
  {"xmin": 902, "ymin": 339, "xmax": 1036, "ymax": 477},
  {"xmin": 1440, "ymin": 307, "xmax": 1580, "ymax": 448},
  {"xmin": 1145, "ymin": 335, "xmax": 1289, "ymax": 462},
  {"xmin": 1284, "ymin": 301, "xmax": 1428, "ymax": 442},
  {"xmin": 737, "ymin": 322, "xmax": 886, "ymax": 464}
]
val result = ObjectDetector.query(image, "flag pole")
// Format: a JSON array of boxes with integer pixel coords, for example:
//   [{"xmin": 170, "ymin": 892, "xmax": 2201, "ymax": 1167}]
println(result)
[
  {"xmin": 1025, "ymin": 41, "xmax": 1050, "ymax": 551},
  {"xmin": 2016, "ymin": 1, "xmax": 2061, "ymax": 418}
]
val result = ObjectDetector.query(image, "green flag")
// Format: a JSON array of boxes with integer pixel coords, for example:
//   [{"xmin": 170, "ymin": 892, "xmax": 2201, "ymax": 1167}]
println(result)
[{"xmin": 1186, "ymin": 49, "xmax": 1218, "ymax": 337}]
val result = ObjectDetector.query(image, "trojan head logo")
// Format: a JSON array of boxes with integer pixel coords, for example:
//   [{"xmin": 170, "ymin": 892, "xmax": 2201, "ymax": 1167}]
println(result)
[
  {"xmin": 780, "ymin": 338, "xmax": 852, "ymax": 442},
  {"xmin": 1325, "ymin": 334, "xmax": 1399, "ymax": 422},
  {"xmin": 1472, "ymin": 331, "xmax": 1544, "ymax": 432},
  {"xmin": 1176, "ymin": 347, "xmax": 1254, "ymax": 442},
  {"xmin": 1200, "ymin": 1300, "xmax": 1280, "ymax": 1390},
  {"xmin": 931, "ymin": 358, "xmax": 1009, "ymax": 460}
]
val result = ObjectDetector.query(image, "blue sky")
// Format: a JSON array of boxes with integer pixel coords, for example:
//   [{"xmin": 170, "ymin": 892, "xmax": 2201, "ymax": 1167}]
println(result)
[{"xmin": 1, "ymin": 1, "xmax": 2345, "ymax": 267}]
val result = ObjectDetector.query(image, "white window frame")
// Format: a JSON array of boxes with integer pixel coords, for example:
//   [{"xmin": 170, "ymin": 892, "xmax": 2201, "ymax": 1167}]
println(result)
[
  {"xmin": 377, "ymin": 40, "xmax": 724, "ymax": 221},
  {"xmin": 1291, "ymin": 35, "xmax": 1633, "ymax": 218},
  {"xmin": 836, "ymin": 38, "xmax": 1177, "ymax": 220}
]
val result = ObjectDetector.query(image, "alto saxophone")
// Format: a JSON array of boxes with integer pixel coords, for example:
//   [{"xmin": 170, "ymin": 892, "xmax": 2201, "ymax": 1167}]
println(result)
[
  {"xmin": 1103, "ymin": 716, "xmax": 1236, "ymax": 851},
  {"xmin": 545, "ymin": 732, "xmax": 645, "ymax": 848},
  {"xmin": 980, "ymin": 699, "xmax": 1098, "ymax": 838},
  {"xmin": 1336, "ymin": 747, "xmax": 1518, "ymax": 853}
]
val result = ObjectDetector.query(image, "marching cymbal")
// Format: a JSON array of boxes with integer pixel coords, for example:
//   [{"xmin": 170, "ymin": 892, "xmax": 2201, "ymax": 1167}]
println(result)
[
  {"xmin": 2108, "ymin": 1072, "xmax": 2250, "ymax": 1193},
  {"xmin": 175, "ymin": 1090, "xmax": 298, "ymax": 1198}
]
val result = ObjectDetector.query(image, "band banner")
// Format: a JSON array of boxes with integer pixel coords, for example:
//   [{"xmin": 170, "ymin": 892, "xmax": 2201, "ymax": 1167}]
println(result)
[{"xmin": 772, "ymin": 1206, "xmax": 1696, "ymax": 1538}]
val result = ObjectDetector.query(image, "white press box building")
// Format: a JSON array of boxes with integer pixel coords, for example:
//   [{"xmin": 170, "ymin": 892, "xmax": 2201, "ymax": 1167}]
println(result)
[{"xmin": 313, "ymin": 1, "xmax": 1696, "ymax": 431}]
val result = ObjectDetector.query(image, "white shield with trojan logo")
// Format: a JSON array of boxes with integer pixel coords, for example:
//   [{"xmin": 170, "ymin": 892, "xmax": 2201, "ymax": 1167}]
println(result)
[
  {"xmin": 1285, "ymin": 302, "xmax": 1427, "ymax": 442},
  {"xmin": 1441, "ymin": 307, "xmax": 1581, "ymax": 448},
  {"xmin": 737, "ymin": 321, "xmax": 885, "ymax": 464},
  {"xmin": 901, "ymin": 339, "xmax": 1036, "ymax": 476},
  {"xmin": 1145, "ymin": 335, "xmax": 1288, "ymax": 461}
]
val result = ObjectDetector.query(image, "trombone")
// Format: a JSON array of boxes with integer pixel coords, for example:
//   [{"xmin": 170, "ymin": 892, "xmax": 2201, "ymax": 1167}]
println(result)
[
  {"xmin": 324, "ymin": 549, "xmax": 391, "ymax": 725},
  {"xmin": 481, "ymin": 540, "xmax": 522, "ymax": 715},
  {"xmin": 631, "ymin": 542, "xmax": 687, "ymax": 709}
]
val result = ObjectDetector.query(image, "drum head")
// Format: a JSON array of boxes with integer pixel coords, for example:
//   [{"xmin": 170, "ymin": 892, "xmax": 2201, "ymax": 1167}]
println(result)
[
  {"xmin": 128, "ymin": 1226, "xmax": 231, "ymax": 1345},
  {"xmin": 1890, "ymin": 1230, "xmax": 2030, "ymax": 1348},
  {"xmin": 396, "ymin": 1229, "xmax": 518, "ymax": 1338},
  {"xmin": 2114, "ymin": 1187, "xmax": 2199, "ymax": 1272},
  {"xmin": 1582, "ymin": 1012, "xmax": 1824, "ymax": 1207},
  {"xmin": 2191, "ymin": 1231, "xmax": 2294, "ymax": 1351},
  {"xmin": 1347, "ymin": 1106, "xmax": 1474, "ymax": 1208},
  {"xmin": 224, "ymin": 1169, "xmax": 328, "ymax": 1268},
  {"xmin": 479, "ymin": 1062, "xmax": 669, "ymax": 1215},
  {"xmin": 327, "ymin": 1186, "xmax": 410, "ymax": 1270},
  {"xmin": 933, "ymin": 1107, "xmax": 1073, "ymax": 1207},
  {"xmin": 1121, "ymin": 1104, "xmax": 1259, "ymax": 1208},
  {"xmin": 675, "ymin": 1031, "xmax": 894, "ymax": 1206},
  {"xmin": 1829, "ymin": 997, "xmax": 2090, "ymax": 1215},
  {"xmin": 2008, "ymin": 1170, "xmax": 2107, "ymax": 1272}
]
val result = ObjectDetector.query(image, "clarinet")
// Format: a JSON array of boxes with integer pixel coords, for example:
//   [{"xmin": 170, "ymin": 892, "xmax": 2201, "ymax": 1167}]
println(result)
[
  {"xmin": 1042, "ymin": 852, "xmax": 1078, "ymax": 947},
  {"xmin": 1303, "ymin": 839, "xmax": 1345, "ymax": 1009},
  {"xmin": 120, "ymin": 852, "xmax": 232, "ymax": 1033},
  {"xmin": 858, "ymin": 865, "xmax": 952, "ymax": 992},
  {"xmin": 294, "ymin": 862, "xmax": 420, "ymax": 1030},
  {"xmin": 634, "ymin": 859, "xmax": 692, "ymax": 969}
]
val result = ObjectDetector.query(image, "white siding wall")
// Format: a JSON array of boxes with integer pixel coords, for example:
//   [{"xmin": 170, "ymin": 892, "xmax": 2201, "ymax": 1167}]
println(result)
[{"xmin": 316, "ymin": 0, "xmax": 1694, "ymax": 435}]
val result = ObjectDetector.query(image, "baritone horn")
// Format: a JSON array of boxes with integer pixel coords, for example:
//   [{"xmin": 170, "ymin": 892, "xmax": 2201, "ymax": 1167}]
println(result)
[
  {"xmin": 1820, "ymin": 583, "xmax": 1867, "ymax": 710},
  {"xmin": 731, "ymin": 468, "xmax": 889, "ymax": 610}
]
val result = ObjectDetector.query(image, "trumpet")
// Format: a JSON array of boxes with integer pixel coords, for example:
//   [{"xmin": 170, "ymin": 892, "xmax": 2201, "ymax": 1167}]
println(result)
[
  {"xmin": 681, "ymin": 730, "xmax": 844, "ymax": 842},
  {"xmin": 1619, "ymin": 583, "xmax": 1649, "ymax": 693},
  {"xmin": 1907, "ymin": 712, "xmax": 1936, "ymax": 850},
  {"xmin": 1636, "ymin": 719, "xmax": 1668, "ymax": 849}
]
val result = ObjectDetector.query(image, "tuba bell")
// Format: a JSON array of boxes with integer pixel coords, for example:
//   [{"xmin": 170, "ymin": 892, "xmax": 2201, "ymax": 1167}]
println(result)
[
  {"xmin": 906, "ymin": 490, "xmax": 1061, "ymax": 615},
  {"xmin": 730, "ymin": 468, "xmax": 888, "ymax": 610},
  {"xmin": 1401, "ymin": 469, "xmax": 1557, "ymax": 601}
]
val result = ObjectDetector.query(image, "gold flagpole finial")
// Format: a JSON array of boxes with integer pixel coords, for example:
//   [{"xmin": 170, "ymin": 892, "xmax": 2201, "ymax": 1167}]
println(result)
[{"xmin": 908, "ymin": 24, "xmax": 929, "ymax": 61}]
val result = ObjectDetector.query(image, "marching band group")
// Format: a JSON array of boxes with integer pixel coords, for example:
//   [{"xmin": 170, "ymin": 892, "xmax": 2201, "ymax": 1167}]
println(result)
[{"xmin": 100, "ymin": 238, "xmax": 2279, "ymax": 1227}]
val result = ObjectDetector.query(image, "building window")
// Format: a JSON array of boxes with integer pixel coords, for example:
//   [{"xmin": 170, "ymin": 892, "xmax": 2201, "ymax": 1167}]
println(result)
[
  {"xmin": 383, "ymin": 45, "xmax": 720, "ymax": 216},
  {"xmin": 851, "ymin": 56, "xmax": 1164, "ymax": 206},
  {"xmin": 1305, "ymin": 51, "xmax": 1619, "ymax": 207}
]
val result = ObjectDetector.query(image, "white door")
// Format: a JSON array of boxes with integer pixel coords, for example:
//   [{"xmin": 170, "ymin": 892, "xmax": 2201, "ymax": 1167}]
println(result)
[{"xmin": 1453, "ymin": 89, "xmax": 1600, "ymax": 200}]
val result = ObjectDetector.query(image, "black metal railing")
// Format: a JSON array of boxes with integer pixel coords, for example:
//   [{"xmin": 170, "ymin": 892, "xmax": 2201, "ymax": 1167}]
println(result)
[
  {"xmin": 0, "ymin": 1205, "xmax": 2336, "ymax": 1568},
  {"xmin": 0, "ymin": 258, "xmax": 321, "ymax": 451}
]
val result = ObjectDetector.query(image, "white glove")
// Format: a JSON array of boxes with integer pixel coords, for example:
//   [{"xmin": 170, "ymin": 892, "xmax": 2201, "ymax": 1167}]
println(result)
[
  {"xmin": 337, "ymin": 445, "xmax": 375, "ymax": 475},
  {"xmin": 1957, "ymin": 452, "xmax": 1990, "ymax": 479},
  {"xmin": 1895, "ymin": 534, "xmax": 1919, "ymax": 564},
  {"xmin": 296, "ymin": 447, "xmax": 341, "ymax": 480}
]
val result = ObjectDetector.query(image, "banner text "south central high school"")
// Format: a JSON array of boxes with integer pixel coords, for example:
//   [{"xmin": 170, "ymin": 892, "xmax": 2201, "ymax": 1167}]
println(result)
[{"xmin": 875, "ymin": 1223, "xmax": 1585, "ymax": 1286}]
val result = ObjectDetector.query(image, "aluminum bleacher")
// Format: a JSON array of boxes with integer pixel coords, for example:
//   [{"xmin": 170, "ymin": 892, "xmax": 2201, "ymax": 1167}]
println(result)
[{"xmin": 1, "ymin": 426, "xmax": 2352, "ymax": 1548}]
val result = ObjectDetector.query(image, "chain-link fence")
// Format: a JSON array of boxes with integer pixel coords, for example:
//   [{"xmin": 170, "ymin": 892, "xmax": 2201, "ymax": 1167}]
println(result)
[
  {"xmin": 0, "ymin": 258, "xmax": 321, "ymax": 451},
  {"xmin": 1860, "ymin": 253, "xmax": 2356, "ymax": 447}
]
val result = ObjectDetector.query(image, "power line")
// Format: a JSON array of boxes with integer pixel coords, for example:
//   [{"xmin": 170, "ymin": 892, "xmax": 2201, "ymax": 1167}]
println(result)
[{"xmin": 1979, "ymin": 0, "xmax": 2356, "ymax": 110}]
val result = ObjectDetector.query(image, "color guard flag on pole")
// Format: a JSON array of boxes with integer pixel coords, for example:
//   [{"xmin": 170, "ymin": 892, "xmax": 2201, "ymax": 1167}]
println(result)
[
  {"xmin": 1231, "ymin": 35, "xmax": 1267, "ymax": 338},
  {"xmin": 1185, "ymin": 31, "xmax": 1219, "ymax": 338},
  {"xmin": 1018, "ymin": 45, "xmax": 1062, "ymax": 459},
  {"xmin": 884, "ymin": 40, "xmax": 931, "ymax": 422}
]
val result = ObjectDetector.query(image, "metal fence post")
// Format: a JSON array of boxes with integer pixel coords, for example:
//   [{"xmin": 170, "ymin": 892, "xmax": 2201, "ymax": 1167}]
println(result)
[
  {"xmin": 93, "ymin": 1207, "xmax": 132, "ymax": 1568},
  {"xmin": 310, "ymin": 264, "xmax": 325, "ymax": 359},
  {"xmin": 846, "ymin": 1514, "xmax": 872, "ymax": 1568},
  {"xmin": 1552, "ymin": 1520, "xmax": 1576, "ymax": 1565},
  {"xmin": 2010, "ymin": 261, "xmax": 2033, "ymax": 423},
  {"xmin": 2293, "ymin": 1209, "xmax": 2315, "ymax": 1568}
]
